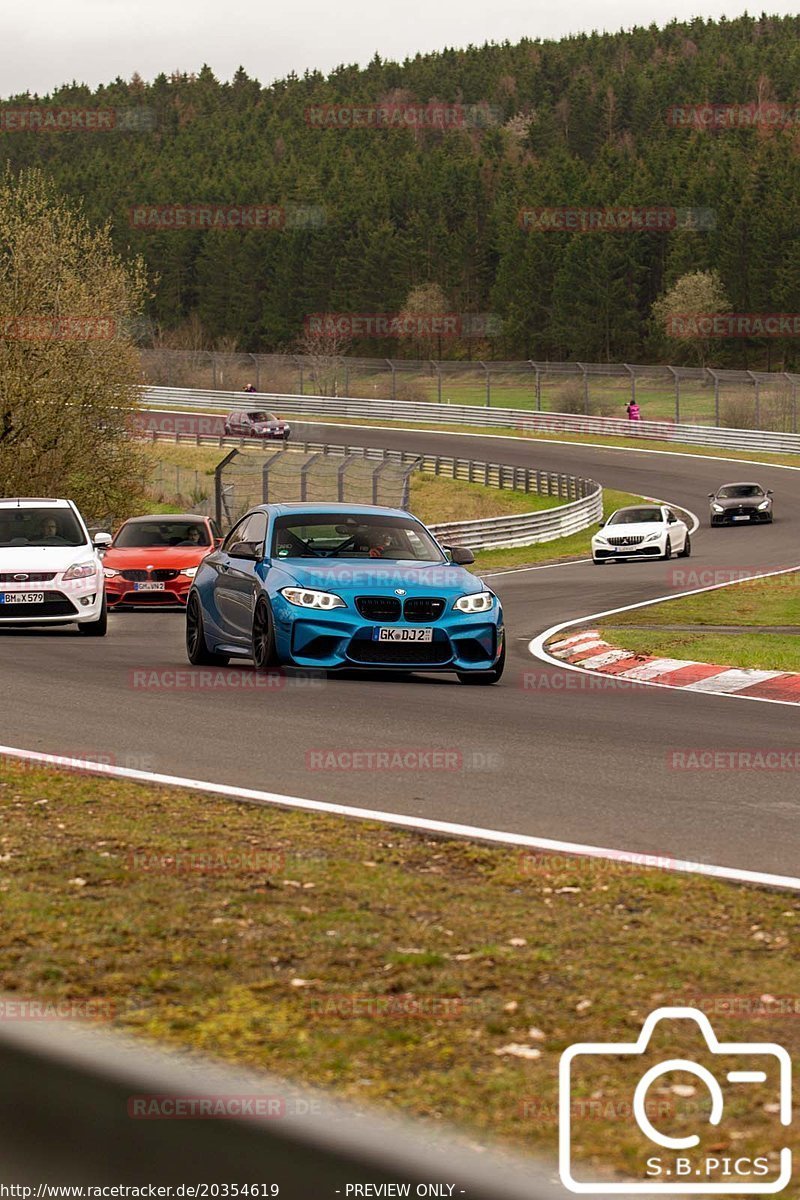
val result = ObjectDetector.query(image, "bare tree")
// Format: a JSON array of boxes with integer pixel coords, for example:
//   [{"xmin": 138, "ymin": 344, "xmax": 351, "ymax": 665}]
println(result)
[
  {"xmin": 296, "ymin": 323, "xmax": 352, "ymax": 396},
  {"xmin": 0, "ymin": 168, "xmax": 149, "ymax": 520}
]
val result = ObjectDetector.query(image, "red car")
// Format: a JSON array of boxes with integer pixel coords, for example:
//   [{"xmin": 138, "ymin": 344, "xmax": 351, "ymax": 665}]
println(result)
[{"xmin": 102, "ymin": 515, "xmax": 223, "ymax": 609}]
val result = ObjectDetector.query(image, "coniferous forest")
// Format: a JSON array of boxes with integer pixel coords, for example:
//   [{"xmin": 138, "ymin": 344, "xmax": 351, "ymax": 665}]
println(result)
[{"xmin": 3, "ymin": 13, "xmax": 800, "ymax": 364}]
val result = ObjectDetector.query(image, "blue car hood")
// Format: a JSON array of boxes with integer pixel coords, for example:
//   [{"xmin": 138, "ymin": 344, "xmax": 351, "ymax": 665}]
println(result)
[{"xmin": 275, "ymin": 558, "xmax": 482, "ymax": 595}]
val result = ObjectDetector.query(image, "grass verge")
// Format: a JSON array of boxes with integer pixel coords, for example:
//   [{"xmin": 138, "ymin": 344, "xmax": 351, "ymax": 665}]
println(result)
[
  {"xmin": 598, "ymin": 571, "xmax": 800, "ymax": 672},
  {"xmin": 1, "ymin": 760, "xmax": 798, "ymax": 1181}
]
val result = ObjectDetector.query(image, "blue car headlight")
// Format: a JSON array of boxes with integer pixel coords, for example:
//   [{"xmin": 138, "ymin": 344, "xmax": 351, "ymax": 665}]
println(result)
[
  {"xmin": 280, "ymin": 587, "xmax": 346, "ymax": 611},
  {"xmin": 454, "ymin": 591, "xmax": 495, "ymax": 614}
]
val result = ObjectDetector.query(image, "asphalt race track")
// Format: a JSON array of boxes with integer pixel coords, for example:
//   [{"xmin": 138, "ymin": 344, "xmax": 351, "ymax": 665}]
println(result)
[{"xmin": 3, "ymin": 413, "xmax": 799, "ymax": 879}]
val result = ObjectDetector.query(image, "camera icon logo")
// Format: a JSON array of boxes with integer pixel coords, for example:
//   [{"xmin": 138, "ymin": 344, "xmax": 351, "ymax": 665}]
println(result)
[{"xmin": 559, "ymin": 1006, "xmax": 791, "ymax": 1193}]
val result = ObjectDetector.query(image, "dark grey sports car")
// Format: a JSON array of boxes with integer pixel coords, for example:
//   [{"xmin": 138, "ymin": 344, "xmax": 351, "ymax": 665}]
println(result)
[{"xmin": 709, "ymin": 482, "xmax": 773, "ymax": 526}]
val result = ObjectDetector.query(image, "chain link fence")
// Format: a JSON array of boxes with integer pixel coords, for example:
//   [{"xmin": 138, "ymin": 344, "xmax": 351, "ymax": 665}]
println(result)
[
  {"xmin": 146, "ymin": 460, "xmax": 214, "ymax": 515},
  {"xmin": 140, "ymin": 350, "xmax": 800, "ymax": 431},
  {"xmin": 215, "ymin": 447, "xmax": 420, "ymax": 528}
]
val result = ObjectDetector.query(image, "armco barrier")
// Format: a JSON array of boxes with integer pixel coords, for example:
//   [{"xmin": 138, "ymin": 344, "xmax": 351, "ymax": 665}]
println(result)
[
  {"xmin": 141, "ymin": 386, "xmax": 800, "ymax": 455},
  {"xmin": 145, "ymin": 429, "xmax": 602, "ymax": 549},
  {"xmin": 0, "ymin": 1009, "xmax": 568, "ymax": 1197},
  {"xmin": 429, "ymin": 488, "xmax": 602, "ymax": 551}
]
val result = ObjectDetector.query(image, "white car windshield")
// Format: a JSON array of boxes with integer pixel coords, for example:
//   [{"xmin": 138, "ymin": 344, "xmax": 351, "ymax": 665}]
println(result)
[
  {"xmin": 0, "ymin": 508, "xmax": 86, "ymax": 547},
  {"xmin": 607, "ymin": 508, "xmax": 664, "ymax": 525}
]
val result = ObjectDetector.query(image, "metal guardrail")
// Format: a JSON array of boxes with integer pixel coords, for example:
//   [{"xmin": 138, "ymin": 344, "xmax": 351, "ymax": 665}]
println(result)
[
  {"xmin": 140, "ymin": 350, "xmax": 800, "ymax": 431},
  {"xmin": 144, "ymin": 429, "xmax": 602, "ymax": 549},
  {"xmin": 141, "ymin": 386, "xmax": 800, "ymax": 454},
  {"xmin": 429, "ymin": 488, "xmax": 602, "ymax": 551},
  {"xmin": 0, "ymin": 1006, "xmax": 568, "ymax": 1196}
]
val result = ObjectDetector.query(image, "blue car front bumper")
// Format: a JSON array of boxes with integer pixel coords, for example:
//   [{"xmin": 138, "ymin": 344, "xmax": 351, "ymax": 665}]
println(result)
[{"xmin": 272, "ymin": 598, "xmax": 503, "ymax": 672}]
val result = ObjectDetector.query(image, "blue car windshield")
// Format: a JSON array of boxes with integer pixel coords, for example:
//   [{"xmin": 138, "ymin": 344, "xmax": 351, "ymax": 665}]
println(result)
[{"xmin": 272, "ymin": 514, "xmax": 445, "ymax": 561}]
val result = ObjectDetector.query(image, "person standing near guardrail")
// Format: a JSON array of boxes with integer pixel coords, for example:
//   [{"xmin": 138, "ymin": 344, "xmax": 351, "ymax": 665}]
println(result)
[{"xmin": 626, "ymin": 400, "xmax": 641, "ymax": 421}]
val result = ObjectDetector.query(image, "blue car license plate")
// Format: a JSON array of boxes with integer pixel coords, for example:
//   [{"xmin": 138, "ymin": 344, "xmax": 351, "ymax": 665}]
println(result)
[{"xmin": 373, "ymin": 627, "xmax": 433, "ymax": 643}]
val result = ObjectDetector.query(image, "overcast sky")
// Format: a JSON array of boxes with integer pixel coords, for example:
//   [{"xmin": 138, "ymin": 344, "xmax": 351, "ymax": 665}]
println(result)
[{"xmin": 3, "ymin": 0, "xmax": 798, "ymax": 99}]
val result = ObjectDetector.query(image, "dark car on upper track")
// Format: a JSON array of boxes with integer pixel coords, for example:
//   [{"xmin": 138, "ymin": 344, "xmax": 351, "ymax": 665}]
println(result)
[
  {"xmin": 709, "ymin": 482, "xmax": 773, "ymax": 526},
  {"xmin": 223, "ymin": 410, "xmax": 291, "ymax": 440}
]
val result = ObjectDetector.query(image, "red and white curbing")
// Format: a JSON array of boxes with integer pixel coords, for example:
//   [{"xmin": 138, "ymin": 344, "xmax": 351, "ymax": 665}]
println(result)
[{"xmin": 548, "ymin": 630, "xmax": 800, "ymax": 703}]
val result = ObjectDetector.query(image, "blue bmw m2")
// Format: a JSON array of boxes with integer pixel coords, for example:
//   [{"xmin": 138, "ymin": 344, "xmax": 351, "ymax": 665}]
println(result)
[{"xmin": 185, "ymin": 503, "xmax": 505, "ymax": 684}]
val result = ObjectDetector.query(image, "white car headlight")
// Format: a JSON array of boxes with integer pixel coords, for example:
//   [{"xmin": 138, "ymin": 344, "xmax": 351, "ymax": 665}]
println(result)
[
  {"xmin": 103, "ymin": 567, "xmax": 119, "ymax": 578},
  {"xmin": 757, "ymin": 499, "xmax": 770, "ymax": 510},
  {"xmin": 182, "ymin": 566, "xmax": 199, "ymax": 578},
  {"xmin": 63, "ymin": 561, "xmax": 97, "ymax": 581},
  {"xmin": 454, "ymin": 591, "xmax": 494, "ymax": 614},
  {"xmin": 644, "ymin": 531, "xmax": 663, "ymax": 542},
  {"xmin": 280, "ymin": 587, "xmax": 346, "ymax": 610},
  {"xmin": 711, "ymin": 503, "xmax": 724, "ymax": 513}
]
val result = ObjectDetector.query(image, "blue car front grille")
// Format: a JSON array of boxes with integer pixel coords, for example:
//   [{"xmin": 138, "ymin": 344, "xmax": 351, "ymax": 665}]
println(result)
[
  {"xmin": 403, "ymin": 597, "xmax": 445, "ymax": 621},
  {"xmin": 355, "ymin": 596, "xmax": 402, "ymax": 621}
]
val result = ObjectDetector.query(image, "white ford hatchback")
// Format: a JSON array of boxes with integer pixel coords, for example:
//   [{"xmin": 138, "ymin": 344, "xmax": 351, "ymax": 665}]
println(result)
[{"xmin": 0, "ymin": 499, "xmax": 110, "ymax": 635}]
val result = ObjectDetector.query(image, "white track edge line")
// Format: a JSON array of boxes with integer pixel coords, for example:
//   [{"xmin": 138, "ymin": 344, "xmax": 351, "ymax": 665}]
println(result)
[
  {"xmin": 1, "ymin": 743, "xmax": 798, "ymax": 893},
  {"xmin": 528, "ymin": 564, "xmax": 800, "ymax": 710}
]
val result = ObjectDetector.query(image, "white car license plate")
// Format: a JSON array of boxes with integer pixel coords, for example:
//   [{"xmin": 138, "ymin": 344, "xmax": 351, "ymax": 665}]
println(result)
[
  {"xmin": 374, "ymin": 627, "xmax": 433, "ymax": 643},
  {"xmin": 732, "ymin": 515, "xmax": 750, "ymax": 521},
  {"xmin": 1, "ymin": 592, "xmax": 44, "ymax": 604},
  {"xmin": 134, "ymin": 582, "xmax": 166, "ymax": 591}
]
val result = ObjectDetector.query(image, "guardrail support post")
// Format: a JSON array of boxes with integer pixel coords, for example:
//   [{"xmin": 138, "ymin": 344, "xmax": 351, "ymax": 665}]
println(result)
[
  {"xmin": 529, "ymin": 362, "xmax": 541, "ymax": 411},
  {"xmin": 300, "ymin": 452, "xmax": 322, "ymax": 502},
  {"xmin": 480, "ymin": 362, "xmax": 490, "ymax": 407},
  {"xmin": 261, "ymin": 449, "xmax": 288, "ymax": 504},
  {"xmin": 215, "ymin": 449, "xmax": 240, "ymax": 526},
  {"xmin": 624, "ymin": 364, "xmax": 636, "ymax": 406},
  {"xmin": 432, "ymin": 360, "xmax": 442, "ymax": 404},
  {"xmin": 577, "ymin": 363, "xmax": 589, "ymax": 414}
]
